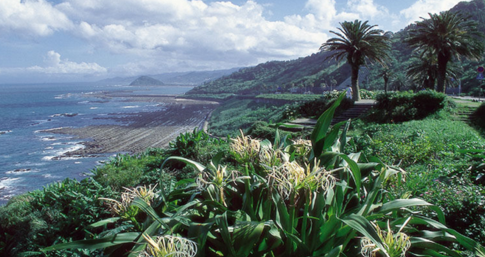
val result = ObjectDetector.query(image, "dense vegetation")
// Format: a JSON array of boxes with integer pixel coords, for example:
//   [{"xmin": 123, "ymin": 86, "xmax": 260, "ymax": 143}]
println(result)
[
  {"xmin": 187, "ymin": 0, "xmax": 485, "ymax": 97},
  {"xmin": 2, "ymin": 92, "xmax": 485, "ymax": 256}
]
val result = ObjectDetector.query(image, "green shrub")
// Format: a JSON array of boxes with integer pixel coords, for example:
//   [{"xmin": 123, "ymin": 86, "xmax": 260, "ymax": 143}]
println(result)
[
  {"xmin": 209, "ymin": 99, "xmax": 288, "ymax": 136},
  {"xmin": 283, "ymin": 96, "xmax": 353, "ymax": 119},
  {"xmin": 473, "ymin": 102, "xmax": 485, "ymax": 129},
  {"xmin": 92, "ymin": 148, "xmax": 168, "ymax": 191},
  {"xmin": 372, "ymin": 90, "xmax": 451, "ymax": 123},
  {"xmin": 0, "ymin": 178, "xmax": 115, "ymax": 256}
]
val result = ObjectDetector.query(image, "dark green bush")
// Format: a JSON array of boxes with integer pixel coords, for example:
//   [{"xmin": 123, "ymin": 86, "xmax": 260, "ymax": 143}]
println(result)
[
  {"xmin": 247, "ymin": 121, "xmax": 299, "ymax": 142},
  {"xmin": 473, "ymin": 102, "xmax": 485, "ymax": 129},
  {"xmin": 284, "ymin": 96, "xmax": 353, "ymax": 119},
  {"xmin": 372, "ymin": 90, "xmax": 451, "ymax": 122},
  {"xmin": 0, "ymin": 178, "xmax": 115, "ymax": 256}
]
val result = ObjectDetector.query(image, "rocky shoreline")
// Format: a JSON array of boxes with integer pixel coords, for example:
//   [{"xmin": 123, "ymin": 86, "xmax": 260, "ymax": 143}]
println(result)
[{"xmin": 42, "ymin": 94, "xmax": 219, "ymax": 158}]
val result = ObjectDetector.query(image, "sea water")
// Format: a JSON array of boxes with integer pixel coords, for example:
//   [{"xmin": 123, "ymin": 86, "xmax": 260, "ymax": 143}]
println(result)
[{"xmin": 0, "ymin": 82, "xmax": 193, "ymax": 205}]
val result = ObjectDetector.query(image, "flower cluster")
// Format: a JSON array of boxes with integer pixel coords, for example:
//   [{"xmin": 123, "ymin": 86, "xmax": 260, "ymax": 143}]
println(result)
[{"xmin": 139, "ymin": 234, "xmax": 197, "ymax": 257}]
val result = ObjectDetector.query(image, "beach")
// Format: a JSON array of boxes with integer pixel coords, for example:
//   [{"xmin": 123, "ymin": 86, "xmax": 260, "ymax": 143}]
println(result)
[{"xmin": 42, "ymin": 92, "xmax": 219, "ymax": 158}]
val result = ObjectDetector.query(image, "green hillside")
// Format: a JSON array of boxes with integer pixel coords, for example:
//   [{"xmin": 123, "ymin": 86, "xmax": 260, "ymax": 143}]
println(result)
[{"xmin": 188, "ymin": 0, "xmax": 485, "ymax": 96}]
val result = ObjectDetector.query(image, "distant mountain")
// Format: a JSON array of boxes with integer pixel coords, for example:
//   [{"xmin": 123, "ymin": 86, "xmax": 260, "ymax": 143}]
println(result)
[
  {"xmin": 129, "ymin": 76, "xmax": 164, "ymax": 86},
  {"xmin": 188, "ymin": 0, "xmax": 485, "ymax": 96},
  {"xmin": 98, "ymin": 68, "xmax": 241, "ymax": 86}
]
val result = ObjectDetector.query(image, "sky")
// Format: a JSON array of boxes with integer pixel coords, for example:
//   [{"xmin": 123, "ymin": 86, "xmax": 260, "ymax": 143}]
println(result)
[{"xmin": 0, "ymin": 0, "xmax": 472, "ymax": 83}]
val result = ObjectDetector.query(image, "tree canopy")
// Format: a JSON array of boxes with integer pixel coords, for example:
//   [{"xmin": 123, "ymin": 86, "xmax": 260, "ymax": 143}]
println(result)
[{"xmin": 320, "ymin": 20, "xmax": 391, "ymax": 100}]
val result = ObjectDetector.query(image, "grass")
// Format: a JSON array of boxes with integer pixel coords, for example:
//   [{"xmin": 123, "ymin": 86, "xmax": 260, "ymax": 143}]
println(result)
[
  {"xmin": 351, "ymin": 106, "xmax": 485, "ymax": 244},
  {"xmin": 208, "ymin": 99, "xmax": 288, "ymax": 137}
]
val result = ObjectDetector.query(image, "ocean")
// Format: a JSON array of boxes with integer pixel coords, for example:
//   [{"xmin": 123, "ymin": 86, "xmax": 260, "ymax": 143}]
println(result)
[{"xmin": 0, "ymin": 82, "xmax": 192, "ymax": 205}]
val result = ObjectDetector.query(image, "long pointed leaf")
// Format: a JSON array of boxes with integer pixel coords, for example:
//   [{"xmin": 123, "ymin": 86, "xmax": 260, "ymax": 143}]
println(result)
[
  {"xmin": 161, "ymin": 156, "xmax": 206, "ymax": 172},
  {"xmin": 340, "ymin": 214, "xmax": 389, "ymax": 257},
  {"xmin": 311, "ymin": 93, "xmax": 346, "ymax": 157},
  {"xmin": 42, "ymin": 232, "xmax": 140, "ymax": 251}
]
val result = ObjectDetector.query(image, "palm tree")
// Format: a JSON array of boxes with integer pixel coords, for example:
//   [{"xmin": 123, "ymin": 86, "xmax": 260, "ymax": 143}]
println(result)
[
  {"xmin": 406, "ymin": 11, "xmax": 484, "ymax": 93},
  {"xmin": 321, "ymin": 20, "xmax": 391, "ymax": 101}
]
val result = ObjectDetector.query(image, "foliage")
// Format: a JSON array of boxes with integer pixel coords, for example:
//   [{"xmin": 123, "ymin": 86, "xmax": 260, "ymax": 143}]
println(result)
[
  {"xmin": 283, "ymin": 94, "xmax": 354, "ymax": 119},
  {"xmin": 179, "ymin": 93, "xmax": 235, "ymax": 100},
  {"xmin": 167, "ymin": 128, "xmax": 230, "ymax": 166},
  {"xmin": 473, "ymin": 102, "xmax": 485, "ymax": 129},
  {"xmin": 0, "ymin": 178, "xmax": 116, "ymax": 257},
  {"xmin": 350, "ymin": 114, "xmax": 485, "ymax": 247},
  {"xmin": 321, "ymin": 19, "xmax": 391, "ymax": 100},
  {"xmin": 209, "ymin": 99, "xmax": 288, "ymax": 137},
  {"xmin": 91, "ymin": 148, "xmax": 169, "ymax": 191},
  {"xmin": 359, "ymin": 89, "xmax": 380, "ymax": 99},
  {"xmin": 406, "ymin": 10, "xmax": 484, "ymax": 92},
  {"xmin": 43, "ymin": 93, "xmax": 485, "ymax": 256},
  {"xmin": 369, "ymin": 90, "xmax": 452, "ymax": 122},
  {"xmin": 256, "ymin": 93, "xmax": 322, "ymax": 101}
]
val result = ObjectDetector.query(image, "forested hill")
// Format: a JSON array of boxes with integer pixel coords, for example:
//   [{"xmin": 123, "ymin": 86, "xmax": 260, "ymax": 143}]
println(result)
[
  {"xmin": 188, "ymin": 51, "xmax": 350, "ymax": 95},
  {"xmin": 187, "ymin": 0, "xmax": 485, "ymax": 96}
]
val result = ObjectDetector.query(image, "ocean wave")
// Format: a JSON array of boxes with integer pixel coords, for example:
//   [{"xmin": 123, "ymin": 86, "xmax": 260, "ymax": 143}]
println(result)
[
  {"xmin": 41, "ymin": 136, "xmax": 57, "ymax": 141},
  {"xmin": 42, "ymin": 143, "xmax": 85, "ymax": 161},
  {"xmin": 0, "ymin": 177, "xmax": 21, "ymax": 191},
  {"xmin": 122, "ymin": 105, "xmax": 140, "ymax": 109},
  {"xmin": 0, "ymin": 130, "xmax": 12, "ymax": 135},
  {"xmin": 50, "ymin": 113, "xmax": 78, "ymax": 118},
  {"xmin": 6, "ymin": 168, "xmax": 38, "ymax": 175}
]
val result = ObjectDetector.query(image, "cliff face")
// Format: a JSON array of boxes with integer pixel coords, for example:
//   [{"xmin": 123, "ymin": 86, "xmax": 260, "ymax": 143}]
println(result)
[{"xmin": 129, "ymin": 76, "xmax": 165, "ymax": 86}]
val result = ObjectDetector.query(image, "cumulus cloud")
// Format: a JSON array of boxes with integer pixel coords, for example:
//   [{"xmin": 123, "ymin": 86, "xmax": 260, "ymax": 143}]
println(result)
[
  {"xmin": 401, "ymin": 0, "xmax": 471, "ymax": 25},
  {"xmin": 346, "ymin": 0, "xmax": 388, "ymax": 19},
  {"xmin": 0, "ymin": 0, "xmax": 72, "ymax": 37},
  {"xmin": 57, "ymin": 0, "xmax": 330, "ymax": 72},
  {"xmin": 27, "ymin": 51, "xmax": 107, "ymax": 74}
]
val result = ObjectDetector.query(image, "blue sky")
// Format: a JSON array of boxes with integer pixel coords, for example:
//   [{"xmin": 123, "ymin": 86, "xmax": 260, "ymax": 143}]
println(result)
[{"xmin": 0, "ymin": 0, "xmax": 471, "ymax": 83}]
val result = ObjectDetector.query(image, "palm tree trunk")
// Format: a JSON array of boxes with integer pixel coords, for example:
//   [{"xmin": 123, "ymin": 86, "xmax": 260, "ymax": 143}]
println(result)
[
  {"xmin": 437, "ymin": 54, "xmax": 448, "ymax": 93},
  {"xmin": 351, "ymin": 64, "xmax": 361, "ymax": 101},
  {"xmin": 384, "ymin": 76, "xmax": 389, "ymax": 94}
]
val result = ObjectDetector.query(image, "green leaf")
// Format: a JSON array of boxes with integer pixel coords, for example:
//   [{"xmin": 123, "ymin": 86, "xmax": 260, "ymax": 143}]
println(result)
[
  {"xmin": 339, "ymin": 154, "xmax": 361, "ymax": 195},
  {"xmin": 377, "ymin": 199, "xmax": 431, "ymax": 214},
  {"xmin": 340, "ymin": 214, "xmax": 389, "ymax": 257},
  {"xmin": 89, "ymin": 217, "xmax": 121, "ymax": 228},
  {"xmin": 410, "ymin": 237, "xmax": 461, "ymax": 257},
  {"xmin": 42, "ymin": 232, "xmax": 140, "ymax": 251},
  {"xmin": 311, "ymin": 93, "xmax": 346, "ymax": 157},
  {"xmin": 325, "ymin": 245, "xmax": 343, "ymax": 257},
  {"xmin": 132, "ymin": 198, "xmax": 171, "ymax": 231},
  {"xmin": 161, "ymin": 156, "xmax": 206, "ymax": 173},
  {"xmin": 233, "ymin": 221, "xmax": 266, "ymax": 256}
]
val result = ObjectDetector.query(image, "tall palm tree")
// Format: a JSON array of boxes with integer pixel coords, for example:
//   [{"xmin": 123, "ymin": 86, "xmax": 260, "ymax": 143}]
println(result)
[
  {"xmin": 320, "ymin": 20, "xmax": 391, "ymax": 101},
  {"xmin": 406, "ymin": 11, "xmax": 484, "ymax": 93}
]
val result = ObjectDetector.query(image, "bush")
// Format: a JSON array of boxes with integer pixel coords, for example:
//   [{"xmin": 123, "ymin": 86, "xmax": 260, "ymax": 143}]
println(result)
[
  {"xmin": 371, "ymin": 90, "xmax": 451, "ymax": 123},
  {"xmin": 473, "ymin": 102, "xmax": 485, "ymax": 129},
  {"xmin": 0, "ymin": 178, "xmax": 115, "ymax": 256},
  {"xmin": 283, "ymin": 95, "xmax": 353, "ymax": 119}
]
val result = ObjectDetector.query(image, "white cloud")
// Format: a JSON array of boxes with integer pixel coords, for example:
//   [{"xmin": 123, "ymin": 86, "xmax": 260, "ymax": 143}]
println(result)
[
  {"xmin": 0, "ymin": 0, "xmax": 72, "ymax": 37},
  {"xmin": 346, "ymin": 0, "xmax": 388, "ymax": 19},
  {"xmin": 400, "ymin": 0, "xmax": 471, "ymax": 25},
  {"xmin": 58, "ymin": 0, "xmax": 329, "ymax": 73},
  {"xmin": 27, "ymin": 51, "xmax": 107, "ymax": 74}
]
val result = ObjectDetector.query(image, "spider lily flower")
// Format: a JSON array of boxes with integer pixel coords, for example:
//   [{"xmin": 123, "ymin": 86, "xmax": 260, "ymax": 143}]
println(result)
[
  {"xmin": 100, "ymin": 184, "xmax": 157, "ymax": 215},
  {"xmin": 361, "ymin": 220, "xmax": 411, "ymax": 257},
  {"xmin": 230, "ymin": 130, "xmax": 260, "ymax": 164},
  {"xmin": 196, "ymin": 165, "xmax": 241, "ymax": 207},
  {"xmin": 270, "ymin": 160, "xmax": 335, "ymax": 201},
  {"xmin": 139, "ymin": 234, "xmax": 197, "ymax": 257}
]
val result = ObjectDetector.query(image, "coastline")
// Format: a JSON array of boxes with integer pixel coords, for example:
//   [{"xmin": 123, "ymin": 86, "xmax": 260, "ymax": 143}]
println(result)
[{"xmin": 42, "ymin": 94, "xmax": 219, "ymax": 158}]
